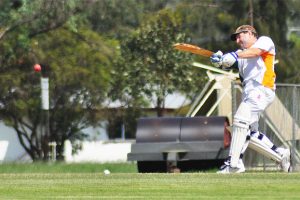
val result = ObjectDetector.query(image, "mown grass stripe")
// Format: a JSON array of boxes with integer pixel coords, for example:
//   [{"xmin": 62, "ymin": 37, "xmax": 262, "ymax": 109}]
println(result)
[{"xmin": 0, "ymin": 172, "xmax": 300, "ymax": 199}]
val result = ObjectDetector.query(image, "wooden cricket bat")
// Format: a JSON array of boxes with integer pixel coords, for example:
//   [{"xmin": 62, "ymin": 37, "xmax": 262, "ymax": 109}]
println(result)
[{"xmin": 173, "ymin": 43, "xmax": 214, "ymax": 57}]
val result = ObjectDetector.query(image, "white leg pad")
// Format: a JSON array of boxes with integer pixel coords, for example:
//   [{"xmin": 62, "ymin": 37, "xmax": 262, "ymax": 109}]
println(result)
[
  {"xmin": 230, "ymin": 103, "xmax": 251, "ymax": 168},
  {"xmin": 230, "ymin": 126, "xmax": 248, "ymax": 167},
  {"xmin": 248, "ymin": 137, "xmax": 281, "ymax": 162}
]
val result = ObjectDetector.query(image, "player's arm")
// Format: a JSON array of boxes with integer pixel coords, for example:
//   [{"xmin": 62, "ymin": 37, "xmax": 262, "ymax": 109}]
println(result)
[
  {"xmin": 211, "ymin": 47, "xmax": 265, "ymax": 69},
  {"xmin": 236, "ymin": 48, "xmax": 265, "ymax": 58}
]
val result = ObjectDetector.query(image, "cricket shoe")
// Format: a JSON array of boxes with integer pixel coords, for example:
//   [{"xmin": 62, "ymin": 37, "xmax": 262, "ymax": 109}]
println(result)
[
  {"xmin": 277, "ymin": 147, "xmax": 291, "ymax": 172},
  {"xmin": 217, "ymin": 159, "xmax": 245, "ymax": 174}
]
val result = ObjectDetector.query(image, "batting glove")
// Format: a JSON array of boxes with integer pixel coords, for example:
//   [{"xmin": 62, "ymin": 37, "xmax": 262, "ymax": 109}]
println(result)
[
  {"xmin": 210, "ymin": 50, "xmax": 223, "ymax": 68},
  {"xmin": 222, "ymin": 52, "xmax": 238, "ymax": 68}
]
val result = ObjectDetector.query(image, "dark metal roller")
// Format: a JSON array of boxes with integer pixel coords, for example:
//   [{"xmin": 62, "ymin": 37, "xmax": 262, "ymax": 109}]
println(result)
[
  {"xmin": 180, "ymin": 116, "xmax": 228, "ymax": 141},
  {"xmin": 136, "ymin": 117, "xmax": 181, "ymax": 143},
  {"xmin": 136, "ymin": 116, "xmax": 228, "ymax": 143},
  {"xmin": 128, "ymin": 116, "xmax": 231, "ymax": 172}
]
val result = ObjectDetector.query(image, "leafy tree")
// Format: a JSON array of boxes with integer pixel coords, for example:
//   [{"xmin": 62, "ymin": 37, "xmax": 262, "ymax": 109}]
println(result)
[
  {"xmin": 0, "ymin": 26, "xmax": 118, "ymax": 160},
  {"xmin": 85, "ymin": 0, "xmax": 172, "ymax": 40},
  {"xmin": 37, "ymin": 28, "xmax": 118, "ymax": 158},
  {"xmin": 85, "ymin": 0, "xmax": 141, "ymax": 38},
  {"xmin": 114, "ymin": 9, "xmax": 205, "ymax": 117},
  {"xmin": 0, "ymin": 0, "xmax": 80, "ymax": 40},
  {"xmin": 0, "ymin": 0, "xmax": 118, "ymax": 160},
  {"xmin": 281, "ymin": 0, "xmax": 300, "ymax": 83}
]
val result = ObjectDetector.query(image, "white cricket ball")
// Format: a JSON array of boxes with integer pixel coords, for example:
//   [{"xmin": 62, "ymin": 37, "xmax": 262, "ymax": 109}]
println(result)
[{"xmin": 103, "ymin": 169, "xmax": 110, "ymax": 175}]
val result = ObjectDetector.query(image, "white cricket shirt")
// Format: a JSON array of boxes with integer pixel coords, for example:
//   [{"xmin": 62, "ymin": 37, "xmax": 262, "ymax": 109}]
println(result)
[{"xmin": 238, "ymin": 36, "xmax": 276, "ymax": 90}]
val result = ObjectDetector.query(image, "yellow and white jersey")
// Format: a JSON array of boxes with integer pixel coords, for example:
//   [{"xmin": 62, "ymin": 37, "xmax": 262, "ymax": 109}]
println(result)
[{"xmin": 238, "ymin": 36, "xmax": 276, "ymax": 90}]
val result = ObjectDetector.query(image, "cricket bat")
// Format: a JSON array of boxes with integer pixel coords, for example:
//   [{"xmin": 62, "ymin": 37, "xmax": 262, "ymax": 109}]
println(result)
[{"xmin": 173, "ymin": 43, "xmax": 214, "ymax": 57}]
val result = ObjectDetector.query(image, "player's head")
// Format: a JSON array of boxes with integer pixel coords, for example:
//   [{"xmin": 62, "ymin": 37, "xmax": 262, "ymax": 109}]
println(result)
[
  {"xmin": 230, "ymin": 25, "xmax": 258, "ymax": 41},
  {"xmin": 231, "ymin": 25, "xmax": 258, "ymax": 49}
]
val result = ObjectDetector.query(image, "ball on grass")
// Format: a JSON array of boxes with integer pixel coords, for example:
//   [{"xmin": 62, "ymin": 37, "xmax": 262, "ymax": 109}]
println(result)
[{"xmin": 103, "ymin": 169, "xmax": 110, "ymax": 175}]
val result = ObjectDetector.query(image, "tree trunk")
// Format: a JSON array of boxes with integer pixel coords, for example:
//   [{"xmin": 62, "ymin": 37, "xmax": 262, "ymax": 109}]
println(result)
[{"xmin": 156, "ymin": 97, "xmax": 165, "ymax": 117}]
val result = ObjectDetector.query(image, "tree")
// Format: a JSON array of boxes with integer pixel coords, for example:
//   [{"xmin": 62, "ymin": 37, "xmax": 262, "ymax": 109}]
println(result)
[
  {"xmin": 0, "ymin": 0, "xmax": 118, "ymax": 160},
  {"xmin": 280, "ymin": 0, "xmax": 300, "ymax": 83},
  {"xmin": 0, "ymin": 26, "xmax": 118, "ymax": 160},
  {"xmin": 0, "ymin": 0, "xmax": 81, "ymax": 40},
  {"xmin": 113, "ymin": 9, "xmax": 206, "ymax": 117},
  {"xmin": 85, "ymin": 0, "xmax": 172, "ymax": 39}
]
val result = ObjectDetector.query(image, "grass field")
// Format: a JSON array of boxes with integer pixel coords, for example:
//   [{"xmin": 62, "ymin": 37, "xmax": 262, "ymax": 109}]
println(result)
[{"xmin": 0, "ymin": 163, "xmax": 300, "ymax": 199}]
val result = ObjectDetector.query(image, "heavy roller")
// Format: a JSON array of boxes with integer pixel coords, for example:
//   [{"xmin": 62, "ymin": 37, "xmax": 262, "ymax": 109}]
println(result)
[{"xmin": 127, "ymin": 116, "xmax": 231, "ymax": 172}]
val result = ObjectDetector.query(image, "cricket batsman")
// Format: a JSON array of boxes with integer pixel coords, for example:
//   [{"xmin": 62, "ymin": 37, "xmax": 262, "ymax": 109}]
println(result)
[{"xmin": 210, "ymin": 25, "xmax": 291, "ymax": 173}]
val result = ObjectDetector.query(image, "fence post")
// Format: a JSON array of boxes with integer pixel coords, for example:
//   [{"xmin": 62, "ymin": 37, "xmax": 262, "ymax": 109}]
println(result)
[{"xmin": 292, "ymin": 86, "xmax": 297, "ymax": 170}]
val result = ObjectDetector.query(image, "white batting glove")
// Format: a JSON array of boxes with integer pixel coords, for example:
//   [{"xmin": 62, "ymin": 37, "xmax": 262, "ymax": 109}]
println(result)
[
  {"xmin": 210, "ymin": 50, "xmax": 223, "ymax": 68},
  {"xmin": 222, "ymin": 52, "xmax": 238, "ymax": 68}
]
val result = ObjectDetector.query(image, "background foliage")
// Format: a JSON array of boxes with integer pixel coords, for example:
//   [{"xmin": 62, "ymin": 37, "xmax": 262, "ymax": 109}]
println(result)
[{"xmin": 0, "ymin": 0, "xmax": 299, "ymax": 160}]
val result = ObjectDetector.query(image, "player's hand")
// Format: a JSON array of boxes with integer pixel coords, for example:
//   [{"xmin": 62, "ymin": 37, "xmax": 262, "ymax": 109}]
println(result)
[
  {"xmin": 222, "ymin": 52, "xmax": 238, "ymax": 68},
  {"xmin": 210, "ymin": 50, "xmax": 223, "ymax": 68}
]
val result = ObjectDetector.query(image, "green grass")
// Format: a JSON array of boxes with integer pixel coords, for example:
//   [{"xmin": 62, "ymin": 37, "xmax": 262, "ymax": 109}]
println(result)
[
  {"xmin": 0, "ymin": 163, "xmax": 300, "ymax": 199},
  {"xmin": 0, "ymin": 162, "xmax": 137, "ymax": 173}
]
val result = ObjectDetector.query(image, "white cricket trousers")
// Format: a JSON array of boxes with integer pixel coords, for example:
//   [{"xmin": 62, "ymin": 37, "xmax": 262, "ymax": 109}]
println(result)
[{"xmin": 242, "ymin": 81, "xmax": 275, "ymax": 132}]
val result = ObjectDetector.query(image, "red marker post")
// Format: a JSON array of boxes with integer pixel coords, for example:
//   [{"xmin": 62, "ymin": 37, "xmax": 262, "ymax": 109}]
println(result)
[{"xmin": 33, "ymin": 63, "xmax": 52, "ymax": 160}]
